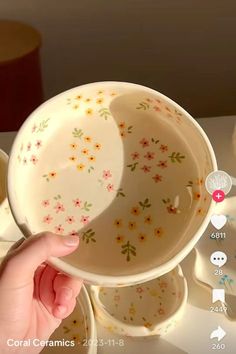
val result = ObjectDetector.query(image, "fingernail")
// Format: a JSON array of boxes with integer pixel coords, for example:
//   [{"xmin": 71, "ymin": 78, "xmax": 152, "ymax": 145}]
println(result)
[{"xmin": 63, "ymin": 235, "xmax": 79, "ymax": 246}]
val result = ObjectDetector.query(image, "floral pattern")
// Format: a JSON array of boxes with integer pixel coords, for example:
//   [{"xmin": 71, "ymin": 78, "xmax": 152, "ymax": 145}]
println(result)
[{"xmin": 93, "ymin": 267, "xmax": 185, "ymax": 336}]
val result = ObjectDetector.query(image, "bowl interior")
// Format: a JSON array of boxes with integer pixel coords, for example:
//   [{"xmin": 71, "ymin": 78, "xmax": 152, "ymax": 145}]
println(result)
[
  {"xmin": 0, "ymin": 151, "xmax": 7, "ymax": 204},
  {"xmin": 8, "ymin": 82, "xmax": 215, "ymax": 279},
  {"xmin": 92, "ymin": 267, "xmax": 186, "ymax": 332}
]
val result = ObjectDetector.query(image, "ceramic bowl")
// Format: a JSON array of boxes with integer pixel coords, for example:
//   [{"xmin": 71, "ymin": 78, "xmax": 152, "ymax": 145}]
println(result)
[
  {"xmin": 193, "ymin": 196, "xmax": 236, "ymax": 320},
  {"xmin": 42, "ymin": 285, "xmax": 97, "ymax": 354},
  {"xmin": 90, "ymin": 266, "xmax": 187, "ymax": 337},
  {"xmin": 8, "ymin": 81, "xmax": 217, "ymax": 286},
  {"xmin": 0, "ymin": 149, "xmax": 14, "ymax": 237}
]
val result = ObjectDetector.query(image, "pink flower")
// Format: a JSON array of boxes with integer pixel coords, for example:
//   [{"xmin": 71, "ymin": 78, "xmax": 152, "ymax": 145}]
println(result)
[
  {"xmin": 69, "ymin": 230, "xmax": 79, "ymax": 236},
  {"xmin": 27, "ymin": 143, "xmax": 32, "ymax": 151},
  {"xmin": 54, "ymin": 202, "xmax": 65, "ymax": 213},
  {"xmin": 43, "ymin": 214, "xmax": 53, "ymax": 224},
  {"xmin": 131, "ymin": 152, "xmax": 140, "ymax": 160},
  {"xmin": 35, "ymin": 140, "xmax": 42, "ymax": 149},
  {"xmin": 107, "ymin": 183, "xmax": 114, "ymax": 192},
  {"xmin": 80, "ymin": 215, "xmax": 90, "ymax": 225},
  {"xmin": 160, "ymin": 144, "xmax": 168, "ymax": 153},
  {"xmin": 102, "ymin": 170, "xmax": 112, "ymax": 179},
  {"xmin": 42, "ymin": 200, "xmax": 50, "ymax": 207},
  {"xmin": 157, "ymin": 160, "xmax": 167, "ymax": 169},
  {"xmin": 152, "ymin": 174, "xmax": 162, "ymax": 183},
  {"xmin": 66, "ymin": 216, "xmax": 75, "ymax": 224},
  {"xmin": 139, "ymin": 138, "xmax": 149, "ymax": 148},
  {"xmin": 153, "ymin": 106, "xmax": 161, "ymax": 112},
  {"xmin": 136, "ymin": 287, "xmax": 144, "ymax": 294},
  {"xmin": 73, "ymin": 198, "xmax": 82, "ymax": 207},
  {"xmin": 141, "ymin": 165, "xmax": 151, "ymax": 173},
  {"xmin": 55, "ymin": 224, "xmax": 64, "ymax": 234},
  {"xmin": 30, "ymin": 155, "xmax": 38, "ymax": 164},
  {"xmin": 32, "ymin": 124, "xmax": 37, "ymax": 133},
  {"xmin": 144, "ymin": 151, "xmax": 155, "ymax": 160}
]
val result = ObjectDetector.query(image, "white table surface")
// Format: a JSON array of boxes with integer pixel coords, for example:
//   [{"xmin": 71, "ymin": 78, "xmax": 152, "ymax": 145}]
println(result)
[{"xmin": 1, "ymin": 116, "xmax": 236, "ymax": 354}]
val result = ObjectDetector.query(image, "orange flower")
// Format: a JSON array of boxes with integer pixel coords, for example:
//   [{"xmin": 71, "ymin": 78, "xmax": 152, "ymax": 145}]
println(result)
[
  {"xmin": 154, "ymin": 227, "xmax": 164, "ymax": 238},
  {"xmin": 193, "ymin": 192, "xmax": 201, "ymax": 200},
  {"xmin": 118, "ymin": 122, "xmax": 125, "ymax": 129},
  {"xmin": 49, "ymin": 171, "xmax": 57, "ymax": 178},
  {"xmin": 88, "ymin": 156, "xmax": 96, "ymax": 162},
  {"xmin": 70, "ymin": 143, "xmax": 77, "ymax": 149},
  {"xmin": 84, "ymin": 136, "xmax": 92, "ymax": 143},
  {"xmin": 96, "ymin": 98, "xmax": 104, "ymax": 104},
  {"xmin": 131, "ymin": 206, "xmax": 140, "ymax": 216},
  {"xmin": 76, "ymin": 163, "xmax": 85, "ymax": 171},
  {"xmin": 86, "ymin": 108, "xmax": 93, "ymax": 115},
  {"xmin": 81, "ymin": 148, "xmax": 89, "ymax": 155},
  {"xmin": 128, "ymin": 221, "xmax": 136, "ymax": 230},
  {"xmin": 116, "ymin": 235, "xmax": 124, "ymax": 243},
  {"xmin": 144, "ymin": 215, "xmax": 152, "ymax": 224},
  {"xmin": 114, "ymin": 219, "xmax": 122, "ymax": 227},
  {"xmin": 138, "ymin": 233, "xmax": 146, "ymax": 242},
  {"xmin": 76, "ymin": 95, "xmax": 82, "ymax": 100},
  {"xmin": 69, "ymin": 156, "xmax": 76, "ymax": 162},
  {"xmin": 94, "ymin": 143, "xmax": 101, "ymax": 150}
]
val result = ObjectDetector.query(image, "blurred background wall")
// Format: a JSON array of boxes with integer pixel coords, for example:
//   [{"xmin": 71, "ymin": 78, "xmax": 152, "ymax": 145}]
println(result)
[{"xmin": 0, "ymin": 0, "xmax": 236, "ymax": 118}]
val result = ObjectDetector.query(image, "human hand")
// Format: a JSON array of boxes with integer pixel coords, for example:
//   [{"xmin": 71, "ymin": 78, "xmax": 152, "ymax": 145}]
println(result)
[{"xmin": 0, "ymin": 232, "xmax": 82, "ymax": 353}]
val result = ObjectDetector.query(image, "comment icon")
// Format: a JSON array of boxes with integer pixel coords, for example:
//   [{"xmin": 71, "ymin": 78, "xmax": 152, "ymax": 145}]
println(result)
[{"xmin": 210, "ymin": 251, "xmax": 227, "ymax": 268}]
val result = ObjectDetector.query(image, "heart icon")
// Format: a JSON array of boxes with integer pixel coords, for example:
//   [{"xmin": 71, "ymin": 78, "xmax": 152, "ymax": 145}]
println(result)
[{"xmin": 210, "ymin": 214, "xmax": 227, "ymax": 230}]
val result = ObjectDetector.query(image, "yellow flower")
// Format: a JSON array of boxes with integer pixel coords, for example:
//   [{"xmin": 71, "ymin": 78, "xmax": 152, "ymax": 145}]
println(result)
[
  {"xmin": 97, "ymin": 90, "xmax": 103, "ymax": 95},
  {"xmin": 118, "ymin": 122, "xmax": 125, "ymax": 129},
  {"xmin": 69, "ymin": 156, "xmax": 76, "ymax": 162},
  {"xmin": 88, "ymin": 155, "xmax": 96, "ymax": 162},
  {"xmin": 128, "ymin": 221, "xmax": 136, "ymax": 230},
  {"xmin": 49, "ymin": 171, "xmax": 57, "ymax": 178},
  {"xmin": 70, "ymin": 143, "xmax": 77, "ymax": 149},
  {"xmin": 193, "ymin": 192, "xmax": 201, "ymax": 200},
  {"xmin": 85, "ymin": 98, "xmax": 91, "ymax": 102},
  {"xmin": 138, "ymin": 233, "xmax": 146, "ymax": 242},
  {"xmin": 71, "ymin": 319, "xmax": 79, "ymax": 326},
  {"xmin": 131, "ymin": 206, "xmax": 140, "ymax": 216},
  {"xmin": 77, "ymin": 163, "xmax": 85, "ymax": 171},
  {"xmin": 94, "ymin": 143, "xmax": 101, "ymax": 150},
  {"xmin": 144, "ymin": 215, "xmax": 152, "ymax": 224},
  {"xmin": 76, "ymin": 95, "xmax": 82, "ymax": 100},
  {"xmin": 96, "ymin": 98, "xmax": 104, "ymax": 104},
  {"xmin": 73, "ymin": 104, "xmax": 79, "ymax": 109},
  {"xmin": 196, "ymin": 207, "xmax": 204, "ymax": 215},
  {"xmin": 81, "ymin": 148, "xmax": 89, "ymax": 155},
  {"xmin": 154, "ymin": 227, "xmax": 164, "ymax": 238},
  {"xmin": 86, "ymin": 108, "xmax": 93, "ymax": 115},
  {"xmin": 84, "ymin": 136, "xmax": 92, "ymax": 143},
  {"xmin": 110, "ymin": 92, "xmax": 117, "ymax": 96},
  {"xmin": 196, "ymin": 178, "xmax": 203, "ymax": 185},
  {"xmin": 116, "ymin": 235, "xmax": 124, "ymax": 243},
  {"xmin": 114, "ymin": 219, "xmax": 122, "ymax": 227}
]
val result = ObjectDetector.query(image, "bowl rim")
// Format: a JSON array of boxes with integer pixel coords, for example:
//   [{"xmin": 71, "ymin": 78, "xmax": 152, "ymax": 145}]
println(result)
[{"xmin": 7, "ymin": 81, "xmax": 217, "ymax": 286}]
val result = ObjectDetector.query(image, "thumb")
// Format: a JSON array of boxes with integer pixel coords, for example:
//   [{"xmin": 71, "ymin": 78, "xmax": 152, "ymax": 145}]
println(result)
[{"xmin": 0, "ymin": 232, "xmax": 79, "ymax": 287}]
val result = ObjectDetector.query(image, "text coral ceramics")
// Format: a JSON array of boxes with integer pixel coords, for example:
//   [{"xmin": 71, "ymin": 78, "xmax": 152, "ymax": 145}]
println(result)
[{"xmin": 8, "ymin": 82, "xmax": 217, "ymax": 286}]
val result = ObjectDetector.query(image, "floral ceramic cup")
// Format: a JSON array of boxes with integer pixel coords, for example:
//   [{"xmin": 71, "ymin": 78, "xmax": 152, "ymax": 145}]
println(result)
[
  {"xmin": 0, "ymin": 149, "xmax": 15, "ymax": 238},
  {"xmin": 7, "ymin": 81, "xmax": 217, "ymax": 286},
  {"xmin": 90, "ymin": 266, "xmax": 187, "ymax": 337}
]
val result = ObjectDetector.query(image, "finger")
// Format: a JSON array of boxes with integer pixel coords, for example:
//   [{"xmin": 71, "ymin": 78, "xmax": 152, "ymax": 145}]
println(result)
[
  {"xmin": 33, "ymin": 264, "xmax": 46, "ymax": 298},
  {"xmin": 38, "ymin": 265, "xmax": 58, "ymax": 312},
  {"xmin": 0, "ymin": 232, "xmax": 79, "ymax": 287},
  {"xmin": 52, "ymin": 273, "xmax": 83, "ymax": 319}
]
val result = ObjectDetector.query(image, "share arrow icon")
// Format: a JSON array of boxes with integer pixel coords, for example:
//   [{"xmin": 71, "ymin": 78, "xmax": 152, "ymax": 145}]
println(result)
[{"xmin": 210, "ymin": 326, "xmax": 226, "ymax": 342}]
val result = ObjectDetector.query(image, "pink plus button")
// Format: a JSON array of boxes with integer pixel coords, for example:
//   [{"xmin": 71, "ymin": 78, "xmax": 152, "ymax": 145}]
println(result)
[{"xmin": 212, "ymin": 190, "xmax": 225, "ymax": 203}]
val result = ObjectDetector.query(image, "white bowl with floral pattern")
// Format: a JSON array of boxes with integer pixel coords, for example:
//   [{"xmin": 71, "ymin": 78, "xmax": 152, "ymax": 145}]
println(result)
[
  {"xmin": 7, "ymin": 81, "xmax": 217, "ymax": 286},
  {"xmin": 90, "ymin": 266, "xmax": 187, "ymax": 337},
  {"xmin": 42, "ymin": 285, "xmax": 97, "ymax": 354}
]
